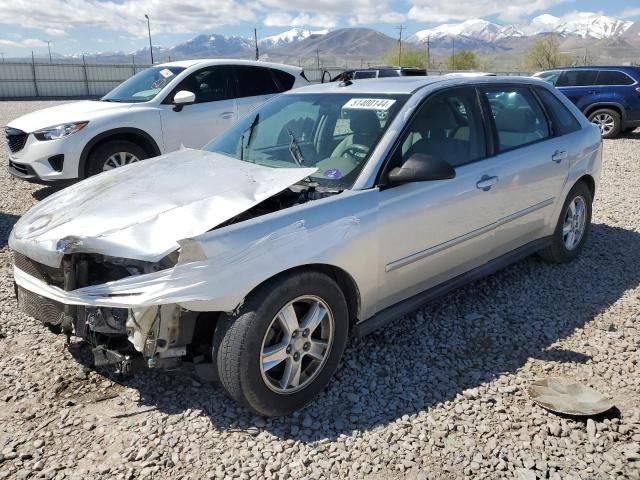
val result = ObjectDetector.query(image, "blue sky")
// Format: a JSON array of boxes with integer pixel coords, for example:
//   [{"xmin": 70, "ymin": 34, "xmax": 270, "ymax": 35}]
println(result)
[{"xmin": 0, "ymin": 0, "xmax": 638, "ymax": 58}]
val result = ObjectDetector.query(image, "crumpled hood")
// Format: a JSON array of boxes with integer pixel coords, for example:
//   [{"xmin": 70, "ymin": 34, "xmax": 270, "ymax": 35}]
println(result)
[
  {"xmin": 6, "ymin": 100, "xmax": 133, "ymax": 132},
  {"xmin": 9, "ymin": 149, "xmax": 317, "ymax": 267}
]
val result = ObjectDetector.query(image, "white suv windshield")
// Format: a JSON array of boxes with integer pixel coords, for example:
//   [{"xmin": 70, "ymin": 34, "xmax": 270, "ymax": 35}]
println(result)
[
  {"xmin": 205, "ymin": 93, "xmax": 408, "ymax": 190},
  {"xmin": 101, "ymin": 66, "xmax": 185, "ymax": 103}
]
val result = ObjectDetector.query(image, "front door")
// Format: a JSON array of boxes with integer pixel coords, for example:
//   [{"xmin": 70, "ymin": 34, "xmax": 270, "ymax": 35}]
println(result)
[
  {"xmin": 376, "ymin": 88, "xmax": 506, "ymax": 311},
  {"xmin": 159, "ymin": 65, "xmax": 237, "ymax": 152}
]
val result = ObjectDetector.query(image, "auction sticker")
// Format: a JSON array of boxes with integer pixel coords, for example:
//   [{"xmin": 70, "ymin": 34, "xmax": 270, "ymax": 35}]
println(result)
[
  {"xmin": 159, "ymin": 68, "xmax": 175, "ymax": 78},
  {"xmin": 343, "ymin": 98, "xmax": 396, "ymax": 110}
]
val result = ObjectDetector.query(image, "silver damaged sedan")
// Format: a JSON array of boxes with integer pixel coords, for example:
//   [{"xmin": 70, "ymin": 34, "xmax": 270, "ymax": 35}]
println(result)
[{"xmin": 10, "ymin": 76, "xmax": 602, "ymax": 416}]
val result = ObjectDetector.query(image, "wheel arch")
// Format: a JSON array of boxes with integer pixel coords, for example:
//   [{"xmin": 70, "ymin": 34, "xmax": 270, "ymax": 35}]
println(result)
[
  {"xmin": 247, "ymin": 263, "xmax": 362, "ymax": 327},
  {"xmin": 583, "ymin": 103, "xmax": 626, "ymax": 121},
  {"xmin": 576, "ymin": 174, "xmax": 596, "ymax": 199},
  {"xmin": 79, "ymin": 128, "xmax": 161, "ymax": 178}
]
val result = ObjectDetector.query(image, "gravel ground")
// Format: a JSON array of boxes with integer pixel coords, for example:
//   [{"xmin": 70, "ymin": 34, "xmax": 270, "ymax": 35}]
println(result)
[{"xmin": 0, "ymin": 100, "xmax": 639, "ymax": 480}]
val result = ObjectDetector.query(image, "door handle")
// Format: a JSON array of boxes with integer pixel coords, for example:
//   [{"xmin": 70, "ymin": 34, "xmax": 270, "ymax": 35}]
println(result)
[
  {"xmin": 476, "ymin": 175, "xmax": 498, "ymax": 191},
  {"xmin": 220, "ymin": 111, "xmax": 234, "ymax": 119},
  {"xmin": 552, "ymin": 150, "xmax": 568, "ymax": 163}
]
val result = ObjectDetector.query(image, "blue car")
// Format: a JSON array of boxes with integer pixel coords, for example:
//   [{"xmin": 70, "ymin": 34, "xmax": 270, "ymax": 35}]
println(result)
[{"xmin": 534, "ymin": 66, "xmax": 640, "ymax": 138}]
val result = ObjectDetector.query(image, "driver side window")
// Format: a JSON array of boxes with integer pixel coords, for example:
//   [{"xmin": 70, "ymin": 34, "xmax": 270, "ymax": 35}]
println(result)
[
  {"xmin": 400, "ymin": 88, "xmax": 486, "ymax": 168},
  {"xmin": 170, "ymin": 66, "xmax": 235, "ymax": 104}
]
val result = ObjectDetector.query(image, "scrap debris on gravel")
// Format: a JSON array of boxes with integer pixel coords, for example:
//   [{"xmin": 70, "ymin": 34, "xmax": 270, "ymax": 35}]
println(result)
[{"xmin": 0, "ymin": 100, "xmax": 639, "ymax": 480}]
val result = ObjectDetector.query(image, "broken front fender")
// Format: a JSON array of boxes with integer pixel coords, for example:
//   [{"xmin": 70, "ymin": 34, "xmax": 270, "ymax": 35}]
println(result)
[{"xmin": 13, "ymin": 216, "xmax": 362, "ymax": 313}]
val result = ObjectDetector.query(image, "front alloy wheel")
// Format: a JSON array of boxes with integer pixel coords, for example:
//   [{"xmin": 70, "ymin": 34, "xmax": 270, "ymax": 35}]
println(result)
[
  {"xmin": 213, "ymin": 271, "xmax": 349, "ymax": 416},
  {"xmin": 103, "ymin": 151, "xmax": 140, "ymax": 171},
  {"xmin": 260, "ymin": 296, "xmax": 334, "ymax": 394}
]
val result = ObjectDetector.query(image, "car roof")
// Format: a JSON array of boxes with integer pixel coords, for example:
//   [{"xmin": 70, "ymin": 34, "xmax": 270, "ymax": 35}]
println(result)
[
  {"xmin": 287, "ymin": 75, "xmax": 543, "ymax": 95},
  {"xmin": 156, "ymin": 58, "xmax": 302, "ymax": 74},
  {"xmin": 538, "ymin": 66, "xmax": 640, "ymax": 71}
]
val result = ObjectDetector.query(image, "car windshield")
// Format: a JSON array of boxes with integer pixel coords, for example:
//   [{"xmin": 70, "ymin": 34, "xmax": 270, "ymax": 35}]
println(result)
[
  {"xmin": 101, "ymin": 66, "xmax": 185, "ymax": 103},
  {"xmin": 205, "ymin": 93, "xmax": 408, "ymax": 190}
]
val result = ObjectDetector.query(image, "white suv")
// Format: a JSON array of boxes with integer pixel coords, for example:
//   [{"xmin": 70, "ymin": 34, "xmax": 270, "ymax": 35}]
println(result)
[{"xmin": 5, "ymin": 59, "xmax": 308, "ymax": 183}]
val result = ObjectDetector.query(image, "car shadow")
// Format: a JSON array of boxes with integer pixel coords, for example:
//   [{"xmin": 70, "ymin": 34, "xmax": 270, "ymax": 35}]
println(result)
[
  {"xmin": 620, "ymin": 129, "xmax": 639, "ymax": 139},
  {"xmin": 71, "ymin": 222, "xmax": 640, "ymax": 442},
  {"xmin": 31, "ymin": 184, "xmax": 65, "ymax": 201},
  {"xmin": 0, "ymin": 212, "xmax": 21, "ymax": 248}
]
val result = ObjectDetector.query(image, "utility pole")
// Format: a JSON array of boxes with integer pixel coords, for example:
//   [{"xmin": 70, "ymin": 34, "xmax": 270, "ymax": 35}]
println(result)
[
  {"xmin": 0, "ymin": 52, "xmax": 5, "ymax": 62},
  {"xmin": 395, "ymin": 25, "xmax": 404, "ymax": 66},
  {"xmin": 315, "ymin": 48, "xmax": 321, "ymax": 70},
  {"xmin": 144, "ymin": 14, "xmax": 154, "ymax": 64},
  {"xmin": 583, "ymin": 47, "xmax": 588, "ymax": 66},
  {"xmin": 254, "ymin": 28, "xmax": 259, "ymax": 60},
  {"xmin": 451, "ymin": 37, "xmax": 455, "ymax": 70},
  {"xmin": 44, "ymin": 40, "xmax": 52, "ymax": 62},
  {"xmin": 426, "ymin": 35, "xmax": 430, "ymax": 70}
]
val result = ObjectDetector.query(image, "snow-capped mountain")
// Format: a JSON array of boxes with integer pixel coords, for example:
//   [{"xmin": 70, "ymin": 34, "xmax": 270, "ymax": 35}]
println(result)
[
  {"xmin": 259, "ymin": 28, "xmax": 328, "ymax": 48},
  {"xmin": 549, "ymin": 13, "xmax": 633, "ymax": 39},
  {"xmin": 411, "ymin": 19, "xmax": 523, "ymax": 44},
  {"xmin": 410, "ymin": 13, "xmax": 634, "ymax": 46}
]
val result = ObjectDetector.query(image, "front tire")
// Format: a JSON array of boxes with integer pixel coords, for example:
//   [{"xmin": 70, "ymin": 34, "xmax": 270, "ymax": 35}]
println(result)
[
  {"xmin": 85, "ymin": 140, "xmax": 147, "ymax": 177},
  {"xmin": 213, "ymin": 271, "xmax": 349, "ymax": 416},
  {"xmin": 539, "ymin": 181, "xmax": 592, "ymax": 264},
  {"xmin": 588, "ymin": 108, "xmax": 621, "ymax": 139}
]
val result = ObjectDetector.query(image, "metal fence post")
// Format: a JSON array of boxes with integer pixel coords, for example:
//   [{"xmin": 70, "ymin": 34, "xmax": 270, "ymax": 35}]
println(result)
[
  {"xmin": 31, "ymin": 51, "xmax": 39, "ymax": 97},
  {"xmin": 82, "ymin": 55, "xmax": 90, "ymax": 96}
]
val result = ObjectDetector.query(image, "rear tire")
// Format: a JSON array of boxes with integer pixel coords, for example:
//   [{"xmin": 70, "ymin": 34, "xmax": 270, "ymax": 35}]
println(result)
[
  {"xmin": 85, "ymin": 140, "xmax": 147, "ymax": 177},
  {"xmin": 213, "ymin": 271, "xmax": 349, "ymax": 417},
  {"xmin": 539, "ymin": 181, "xmax": 592, "ymax": 264},
  {"xmin": 588, "ymin": 108, "xmax": 621, "ymax": 139}
]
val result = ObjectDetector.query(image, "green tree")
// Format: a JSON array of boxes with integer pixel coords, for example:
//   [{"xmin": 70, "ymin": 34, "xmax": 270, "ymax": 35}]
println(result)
[
  {"xmin": 523, "ymin": 36, "xmax": 571, "ymax": 71},
  {"xmin": 447, "ymin": 50, "xmax": 478, "ymax": 70},
  {"xmin": 380, "ymin": 44, "xmax": 429, "ymax": 68}
]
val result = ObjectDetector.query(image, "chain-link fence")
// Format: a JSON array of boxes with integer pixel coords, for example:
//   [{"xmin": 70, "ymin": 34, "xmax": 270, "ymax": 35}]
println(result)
[{"xmin": 0, "ymin": 60, "xmax": 531, "ymax": 99}]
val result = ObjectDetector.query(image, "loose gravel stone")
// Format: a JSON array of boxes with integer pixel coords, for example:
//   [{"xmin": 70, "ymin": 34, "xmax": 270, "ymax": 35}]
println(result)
[{"xmin": 0, "ymin": 102, "xmax": 639, "ymax": 479}]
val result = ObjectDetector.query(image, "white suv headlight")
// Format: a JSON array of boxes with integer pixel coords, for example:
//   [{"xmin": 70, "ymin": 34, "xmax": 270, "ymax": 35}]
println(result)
[{"xmin": 33, "ymin": 122, "xmax": 89, "ymax": 141}]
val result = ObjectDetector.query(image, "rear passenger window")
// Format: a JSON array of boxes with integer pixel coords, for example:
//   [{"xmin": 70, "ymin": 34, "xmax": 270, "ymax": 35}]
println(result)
[
  {"xmin": 535, "ymin": 88, "xmax": 581, "ymax": 136},
  {"xmin": 399, "ymin": 88, "xmax": 486, "ymax": 168},
  {"xmin": 557, "ymin": 70, "xmax": 598, "ymax": 87},
  {"xmin": 235, "ymin": 66, "xmax": 281, "ymax": 97},
  {"xmin": 596, "ymin": 70, "xmax": 634, "ymax": 86},
  {"xmin": 483, "ymin": 87, "xmax": 550, "ymax": 151}
]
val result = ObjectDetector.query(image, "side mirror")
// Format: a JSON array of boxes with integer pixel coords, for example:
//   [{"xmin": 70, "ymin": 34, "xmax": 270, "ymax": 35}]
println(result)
[
  {"xmin": 388, "ymin": 153, "xmax": 456, "ymax": 184},
  {"xmin": 172, "ymin": 90, "xmax": 195, "ymax": 112}
]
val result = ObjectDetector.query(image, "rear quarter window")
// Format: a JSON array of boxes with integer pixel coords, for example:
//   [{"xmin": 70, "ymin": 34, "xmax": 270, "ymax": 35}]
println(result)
[
  {"xmin": 596, "ymin": 70, "xmax": 635, "ymax": 86},
  {"xmin": 535, "ymin": 88, "xmax": 582, "ymax": 136},
  {"xmin": 270, "ymin": 68, "xmax": 296, "ymax": 91}
]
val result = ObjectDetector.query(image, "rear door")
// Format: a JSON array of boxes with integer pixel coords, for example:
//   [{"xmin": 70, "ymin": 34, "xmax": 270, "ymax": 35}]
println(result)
[
  {"xmin": 480, "ymin": 86, "xmax": 573, "ymax": 257},
  {"xmin": 159, "ymin": 65, "xmax": 237, "ymax": 151},
  {"xmin": 556, "ymin": 70, "xmax": 598, "ymax": 112},
  {"xmin": 234, "ymin": 66, "xmax": 291, "ymax": 118},
  {"xmin": 595, "ymin": 70, "xmax": 640, "ymax": 123}
]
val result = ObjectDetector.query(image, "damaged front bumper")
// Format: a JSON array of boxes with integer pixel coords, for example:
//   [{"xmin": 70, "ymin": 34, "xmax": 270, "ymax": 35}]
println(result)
[{"xmin": 12, "ymin": 252, "xmax": 201, "ymax": 372}]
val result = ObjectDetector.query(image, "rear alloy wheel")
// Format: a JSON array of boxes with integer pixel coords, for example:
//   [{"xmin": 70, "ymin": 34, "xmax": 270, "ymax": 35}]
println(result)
[
  {"xmin": 213, "ymin": 271, "xmax": 349, "ymax": 416},
  {"xmin": 85, "ymin": 140, "xmax": 148, "ymax": 177},
  {"xmin": 588, "ymin": 108, "xmax": 621, "ymax": 139},
  {"xmin": 539, "ymin": 181, "xmax": 592, "ymax": 264}
]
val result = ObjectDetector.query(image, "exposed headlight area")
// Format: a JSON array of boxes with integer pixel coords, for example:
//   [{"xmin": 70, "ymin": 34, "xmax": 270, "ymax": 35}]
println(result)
[{"xmin": 33, "ymin": 121, "xmax": 89, "ymax": 141}]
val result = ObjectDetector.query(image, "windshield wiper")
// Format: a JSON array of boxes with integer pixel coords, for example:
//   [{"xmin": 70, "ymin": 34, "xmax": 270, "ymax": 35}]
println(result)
[
  {"xmin": 240, "ymin": 113, "xmax": 260, "ymax": 162},
  {"xmin": 286, "ymin": 127, "xmax": 305, "ymax": 167}
]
